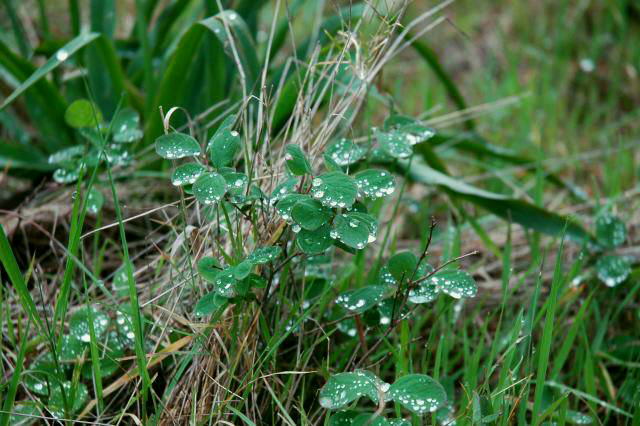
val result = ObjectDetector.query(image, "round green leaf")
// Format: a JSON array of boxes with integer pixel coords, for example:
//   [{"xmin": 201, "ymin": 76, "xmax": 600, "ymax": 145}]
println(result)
[
  {"xmin": 69, "ymin": 305, "xmax": 110, "ymax": 343},
  {"xmin": 48, "ymin": 145, "xmax": 85, "ymax": 166},
  {"xmin": 65, "ymin": 99, "xmax": 102, "ymax": 128},
  {"xmin": 596, "ymin": 255, "xmax": 631, "ymax": 287},
  {"xmin": 291, "ymin": 198, "xmax": 333, "ymax": 230},
  {"xmin": 270, "ymin": 177, "xmax": 299, "ymax": 204},
  {"xmin": 48, "ymin": 381, "xmax": 89, "ymax": 418},
  {"xmin": 213, "ymin": 269, "xmax": 238, "ymax": 297},
  {"xmin": 377, "ymin": 298, "xmax": 409, "ymax": 325},
  {"xmin": 247, "ymin": 246, "xmax": 282, "ymax": 264},
  {"xmin": 376, "ymin": 129, "xmax": 413, "ymax": 159},
  {"xmin": 232, "ymin": 260, "xmax": 253, "ymax": 279},
  {"xmin": 86, "ymin": 187, "xmax": 104, "ymax": 214},
  {"xmin": 155, "ymin": 133, "xmax": 201, "ymax": 159},
  {"xmin": 24, "ymin": 353, "xmax": 58, "ymax": 395},
  {"xmin": 197, "ymin": 256, "xmax": 222, "ymax": 283},
  {"xmin": 331, "ymin": 212, "xmax": 378, "ymax": 249},
  {"xmin": 53, "ymin": 168, "xmax": 80, "ymax": 184},
  {"xmin": 326, "ymin": 138, "xmax": 366, "ymax": 166},
  {"xmin": 565, "ymin": 410, "xmax": 594, "ymax": 425},
  {"xmin": 311, "ymin": 171, "xmax": 358, "ymax": 209},
  {"xmin": 319, "ymin": 371, "xmax": 381, "ymax": 410},
  {"xmin": 208, "ymin": 128, "xmax": 241, "ymax": 168},
  {"xmin": 408, "ymin": 282, "xmax": 439, "ymax": 304},
  {"xmin": 276, "ymin": 194, "xmax": 308, "ymax": 221},
  {"xmin": 112, "ymin": 108, "xmax": 143, "ymax": 142},
  {"xmin": 351, "ymin": 414, "xmax": 393, "ymax": 426},
  {"xmin": 430, "ymin": 270, "xmax": 477, "ymax": 299},
  {"xmin": 355, "ymin": 169, "xmax": 396, "ymax": 199},
  {"xmin": 285, "ymin": 145, "xmax": 312, "ymax": 175},
  {"xmin": 388, "ymin": 252, "xmax": 418, "ymax": 282},
  {"xmin": 172, "ymin": 163, "xmax": 206, "ymax": 186},
  {"xmin": 336, "ymin": 285, "xmax": 387, "ymax": 314},
  {"xmin": 195, "ymin": 291, "xmax": 229, "ymax": 317},
  {"xmin": 297, "ymin": 224, "xmax": 333, "ymax": 254},
  {"xmin": 388, "ymin": 374, "xmax": 447, "ymax": 415},
  {"xmin": 193, "ymin": 172, "xmax": 227, "ymax": 205},
  {"xmin": 221, "ymin": 170, "xmax": 248, "ymax": 196},
  {"xmin": 595, "ymin": 214, "xmax": 626, "ymax": 249}
]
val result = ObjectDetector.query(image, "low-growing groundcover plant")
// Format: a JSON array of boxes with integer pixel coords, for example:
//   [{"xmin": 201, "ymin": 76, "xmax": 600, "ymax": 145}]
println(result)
[{"xmin": 1, "ymin": 1, "xmax": 639, "ymax": 425}]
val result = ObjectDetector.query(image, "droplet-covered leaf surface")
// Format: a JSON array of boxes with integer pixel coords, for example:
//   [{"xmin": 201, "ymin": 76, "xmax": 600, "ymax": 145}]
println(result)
[
  {"xmin": 596, "ymin": 255, "xmax": 631, "ymax": 287},
  {"xmin": 408, "ymin": 282, "xmax": 439, "ymax": 304},
  {"xmin": 388, "ymin": 252, "xmax": 419, "ymax": 282},
  {"xmin": 336, "ymin": 285, "xmax": 387, "ymax": 314},
  {"xmin": 595, "ymin": 214, "xmax": 626, "ymax": 249},
  {"xmin": 112, "ymin": 108, "xmax": 143, "ymax": 142},
  {"xmin": 285, "ymin": 145, "xmax": 312, "ymax": 175},
  {"xmin": 195, "ymin": 291, "xmax": 229, "ymax": 317},
  {"xmin": 319, "ymin": 371, "xmax": 380, "ymax": 409},
  {"xmin": 311, "ymin": 172, "xmax": 358, "ymax": 209},
  {"xmin": 155, "ymin": 133, "xmax": 201, "ymax": 159},
  {"xmin": 208, "ymin": 127, "xmax": 241, "ymax": 168},
  {"xmin": 331, "ymin": 212, "xmax": 378, "ymax": 249},
  {"xmin": 376, "ymin": 129, "xmax": 413, "ymax": 159},
  {"xmin": 172, "ymin": 163, "xmax": 205, "ymax": 186},
  {"xmin": 247, "ymin": 246, "xmax": 282, "ymax": 264},
  {"xmin": 388, "ymin": 374, "xmax": 447, "ymax": 415},
  {"xmin": 276, "ymin": 194, "xmax": 308, "ymax": 221},
  {"xmin": 48, "ymin": 381, "xmax": 89, "ymax": 418},
  {"xmin": 197, "ymin": 257, "xmax": 222, "ymax": 282},
  {"xmin": 213, "ymin": 269, "xmax": 238, "ymax": 297},
  {"xmin": 270, "ymin": 177, "xmax": 298, "ymax": 204},
  {"xmin": 69, "ymin": 305, "xmax": 110, "ymax": 343},
  {"xmin": 291, "ymin": 198, "xmax": 333, "ymax": 230},
  {"xmin": 326, "ymin": 138, "xmax": 366, "ymax": 166},
  {"xmin": 297, "ymin": 224, "xmax": 333, "ymax": 254},
  {"xmin": 355, "ymin": 169, "xmax": 396, "ymax": 199},
  {"xmin": 193, "ymin": 172, "xmax": 227, "ymax": 204},
  {"xmin": 65, "ymin": 99, "xmax": 102, "ymax": 128},
  {"xmin": 431, "ymin": 270, "xmax": 477, "ymax": 299},
  {"xmin": 86, "ymin": 187, "xmax": 104, "ymax": 214}
]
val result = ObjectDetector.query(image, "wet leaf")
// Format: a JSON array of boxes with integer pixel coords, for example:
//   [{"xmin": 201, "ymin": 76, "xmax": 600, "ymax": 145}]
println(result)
[
  {"xmin": 311, "ymin": 171, "xmax": 358, "ymax": 209},
  {"xmin": 197, "ymin": 257, "xmax": 222, "ymax": 283},
  {"xmin": 408, "ymin": 282, "xmax": 439, "ymax": 304},
  {"xmin": 388, "ymin": 374, "xmax": 447, "ymax": 415},
  {"xmin": 336, "ymin": 285, "xmax": 387, "ymax": 314},
  {"xmin": 112, "ymin": 108, "xmax": 143, "ymax": 142},
  {"xmin": 69, "ymin": 305, "xmax": 110, "ymax": 343},
  {"xmin": 47, "ymin": 381, "xmax": 89, "ymax": 418},
  {"xmin": 285, "ymin": 145, "xmax": 312, "ymax": 175},
  {"xmin": 376, "ymin": 129, "xmax": 413, "ymax": 159},
  {"xmin": 270, "ymin": 177, "xmax": 299, "ymax": 204},
  {"xmin": 354, "ymin": 169, "xmax": 396, "ymax": 199},
  {"xmin": 388, "ymin": 252, "xmax": 418, "ymax": 282},
  {"xmin": 48, "ymin": 145, "xmax": 85, "ymax": 167},
  {"xmin": 208, "ymin": 127, "xmax": 240, "ymax": 168},
  {"xmin": 65, "ymin": 99, "xmax": 102, "ymax": 128},
  {"xmin": 24, "ymin": 353, "xmax": 58, "ymax": 395},
  {"xmin": 596, "ymin": 255, "xmax": 631, "ymax": 287},
  {"xmin": 595, "ymin": 214, "xmax": 626, "ymax": 249},
  {"xmin": 331, "ymin": 212, "xmax": 378, "ymax": 250},
  {"xmin": 193, "ymin": 172, "xmax": 227, "ymax": 205},
  {"xmin": 53, "ymin": 168, "xmax": 81, "ymax": 184},
  {"xmin": 194, "ymin": 291, "xmax": 229, "ymax": 317},
  {"xmin": 232, "ymin": 260, "xmax": 253, "ymax": 279},
  {"xmin": 86, "ymin": 187, "xmax": 104, "ymax": 214},
  {"xmin": 429, "ymin": 270, "xmax": 477, "ymax": 299},
  {"xmin": 276, "ymin": 194, "xmax": 308, "ymax": 221},
  {"xmin": 247, "ymin": 246, "xmax": 282, "ymax": 264},
  {"xmin": 326, "ymin": 138, "xmax": 366, "ymax": 166},
  {"xmin": 155, "ymin": 132, "xmax": 201, "ymax": 159},
  {"xmin": 171, "ymin": 163, "xmax": 206, "ymax": 186},
  {"xmin": 220, "ymin": 170, "xmax": 248, "ymax": 196},
  {"xmin": 319, "ymin": 370, "xmax": 381, "ymax": 409},
  {"xmin": 297, "ymin": 224, "xmax": 333, "ymax": 254},
  {"xmin": 291, "ymin": 198, "xmax": 333, "ymax": 230},
  {"xmin": 565, "ymin": 410, "xmax": 594, "ymax": 425},
  {"xmin": 213, "ymin": 269, "xmax": 238, "ymax": 297}
]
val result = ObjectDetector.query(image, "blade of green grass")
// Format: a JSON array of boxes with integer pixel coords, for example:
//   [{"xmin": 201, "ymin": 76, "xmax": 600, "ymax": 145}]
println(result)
[
  {"xmin": 0, "ymin": 318, "xmax": 30, "ymax": 426},
  {"xmin": 2, "ymin": 0, "xmax": 31, "ymax": 57}
]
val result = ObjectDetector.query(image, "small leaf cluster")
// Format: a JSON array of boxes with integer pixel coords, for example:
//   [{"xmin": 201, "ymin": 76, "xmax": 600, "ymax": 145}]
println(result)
[
  {"xmin": 591, "ymin": 212, "xmax": 631, "ymax": 287},
  {"xmin": 319, "ymin": 369, "xmax": 447, "ymax": 423},
  {"xmin": 25, "ymin": 303, "xmax": 140, "ymax": 418}
]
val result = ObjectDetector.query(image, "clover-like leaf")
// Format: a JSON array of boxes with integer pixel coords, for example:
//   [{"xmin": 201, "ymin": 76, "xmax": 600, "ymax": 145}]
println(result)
[
  {"xmin": 65, "ymin": 99, "xmax": 102, "ymax": 128},
  {"xmin": 355, "ymin": 169, "xmax": 396, "ymax": 199},
  {"xmin": 276, "ymin": 194, "xmax": 308, "ymax": 221},
  {"xmin": 565, "ymin": 410, "xmax": 594, "ymax": 425},
  {"xmin": 336, "ymin": 285, "xmax": 387, "ymax": 314},
  {"xmin": 155, "ymin": 133, "xmax": 201, "ymax": 159},
  {"xmin": 596, "ymin": 255, "xmax": 631, "ymax": 287},
  {"xmin": 291, "ymin": 198, "xmax": 333, "ymax": 230},
  {"xmin": 198, "ymin": 257, "xmax": 222, "ymax": 283},
  {"xmin": 53, "ymin": 168, "xmax": 81, "ymax": 183},
  {"xmin": 388, "ymin": 374, "xmax": 447, "ymax": 415},
  {"xmin": 48, "ymin": 381, "xmax": 89, "ymax": 419},
  {"xmin": 377, "ymin": 298, "xmax": 409, "ymax": 325},
  {"xmin": 429, "ymin": 270, "xmax": 477, "ymax": 299},
  {"xmin": 595, "ymin": 214, "xmax": 626, "ymax": 249},
  {"xmin": 24, "ymin": 353, "xmax": 59, "ymax": 395},
  {"xmin": 285, "ymin": 145, "xmax": 312, "ymax": 175},
  {"xmin": 376, "ymin": 129, "xmax": 413, "ymax": 159},
  {"xmin": 270, "ymin": 177, "xmax": 299, "ymax": 204},
  {"xmin": 331, "ymin": 212, "xmax": 378, "ymax": 249},
  {"xmin": 48, "ymin": 145, "xmax": 85, "ymax": 166},
  {"xmin": 232, "ymin": 260, "xmax": 253, "ymax": 279},
  {"xmin": 319, "ymin": 371, "xmax": 381, "ymax": 410},
  {"xmin": 351, "ymin": 414, "xmax": 393, "ymax": 426},
  {"xmin": 194, "ymin": 291, "xmax": 229, "ymax": 317},
  {"xmin": 311, "ymin": 171, "xmax": 358, "ymax": 209},
  {"xmin": 220, "ymin": 170, "xmax": 248, "ymax": 196},
  {"xmin": 212, "ymin": 269, "xmax": 238, "ymax": 297},
  {"xmin": 326, "ymin": 138, "xmax": 366, "ymax": 166},
  {"xmin": 408, "ymin": 282, "xmax": 439, "ymax": 304},
  {"xmin": 112, "ymin": 108, "xmax": 143, "ymax": 142},
  {"xmin": 247, "ymin": 246, "xmax": 282, "ymax": 264},
  {"xmin": 171, "ymin": 163, "xmax": 206, "ymax": 186},
  {"xmin": 87, "ymin": 187, "xmax": 104, "ymax": 214},
  {"xmin": 388, "ymin": 252, "xmax": 419, "ymax": 282},
  {"xmin": 193, "ymin": 172, "xmax": 227, "ymax": 204},
  {"xmin": 208, "ymin": 127, "xmax": 240, "ymax": 168},
  {"xmin": 297, "ymin": 224, "xmax": 333, "ymax": 254},
  {"xmin": 69, "ymin": 305, "xmax": 110, "ymax": 343}
]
